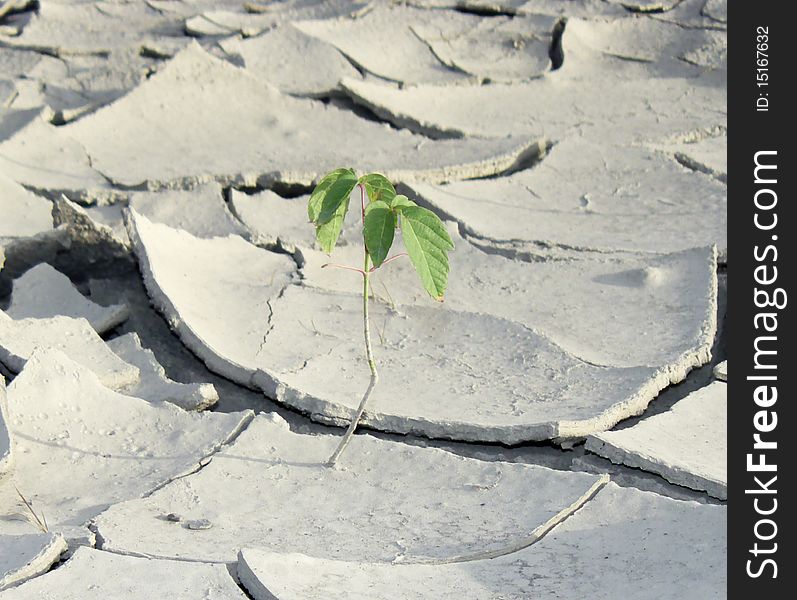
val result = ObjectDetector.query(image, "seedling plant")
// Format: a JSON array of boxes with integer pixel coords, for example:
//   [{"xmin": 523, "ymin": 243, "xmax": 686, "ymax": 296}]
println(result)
[{"xmin": 307, "ymin": 169, "xmax": 454, "ymax": 466}]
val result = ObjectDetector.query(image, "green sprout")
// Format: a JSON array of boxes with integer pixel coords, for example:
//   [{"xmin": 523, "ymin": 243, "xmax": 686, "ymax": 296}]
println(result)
[{"xmin": 307, "ymin": 169, "xmax": 454, "ymax": 466}]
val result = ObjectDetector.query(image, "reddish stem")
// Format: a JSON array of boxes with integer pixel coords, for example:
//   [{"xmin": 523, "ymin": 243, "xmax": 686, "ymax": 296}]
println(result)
[
  {"xmin": 370, "ymin": 253, "xmax": 409, "ymax": 272},
  {"xmin": 322, "ymin": 263, "xmax": 367, "ymax": 276}
]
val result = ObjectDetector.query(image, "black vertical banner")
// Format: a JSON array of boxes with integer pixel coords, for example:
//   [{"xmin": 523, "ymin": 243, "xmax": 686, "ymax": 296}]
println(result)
[{"xmin": 728, "ymin": 2, "xmax": 795, "ymax": 597}]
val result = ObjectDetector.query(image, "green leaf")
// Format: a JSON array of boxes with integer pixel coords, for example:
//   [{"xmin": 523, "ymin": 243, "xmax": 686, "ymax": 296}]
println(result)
[
  {"xmin": 308, "ymin": 168, "xmax": 354, "ymax": 223},
  {"xmin": 318, "ymin": 170, "xmax": 358, "ymax": 225},
  {"xmin": 363, "ymin": 200, "xmax": 396, "ymax": 267},
  {"xmin": 359, "ymin": 173, "xmax": 396, "ymax": 205},
  {"xmin": 315, "ymin": 195, "xmax": 350, "ymax": 254},
  {"xmin": 399, "ymin": 206, "xmax": 454, "ymax": 301},
  {"xmin": 390, "ymin": 194, "xmax": 417, "ymax": 211}
]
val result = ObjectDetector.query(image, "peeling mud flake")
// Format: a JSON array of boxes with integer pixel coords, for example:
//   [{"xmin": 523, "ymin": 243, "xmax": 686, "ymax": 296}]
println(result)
[
  {"xmin": 0, "ymin": 312, "xmax": 139, "ymax": 389},
  {"xmin": 586, "ymin": 381, "xmax": 727, "ymax": 499},
  {"xmin": 0, "ymin": 0, "xmax": 182, "ymax": 56},
  {"xmin": 184, "ymin": 13, "xmax": 244, "ymax": 37},
  {"xmin": 93, "ymin": 413, "xmax": 604, "ymax": 562},
  {"xmin": 339, "ymin": 76, "xmax": 534, "ymax": 140},
  {"xmin": 0, "ymin": 112, "xmax": 116, "ymax": 203},
  {"xmin": 0, "ymin": 533, "xmax": 67, "ymax": 591},
  {"xmin": 293, "ymin": 5, "xmax": 477, "ymax": 85},
  {"xmin": 32, "ymin": 49, "xmax": 161, "ymax": 126},
  {"xmin": 183, "ymin": 0, "xmax": 369, "ymax": 39},
  {"xmin": 407, "ymin": 139, "xmax": 727, "ymax": 256},
  {"xmin": 139, "ymin": 37, "xmax": 191, "ymax": 60},
  {"xmin": 265, "ymin": 286, "xmax": 698, "ymax": 442},
  {"xmin": 301, "ymin": 229, "xmax": 719, "ymax": 370},
  {"xmin": 411, "ymin": 13, "xmax": 554, "ymax": 82},
  {"xmin": 84, "ymin": 274, "xmax": 283, "ymax": 417},
  {"xmin": 230, "ymin": 188, "xmax": 359, "ymax": 252},
  {"xmin": 0, "ymin": 350, "xmax": 253, "ymax": 534},
  {"xmin": 108, "ymin": 332, "xmax": 219, "ymax": 411},
  {"xmin": 656, "ymin": 131, "xmax": 727, "ymax": 182},
  {"xmin": 125, "ymin": 210, "xmax": 298, "ymax": 385},
  {"xmin": 220, "ymin": 22, "xmax": 362, "ymax": 97},
  {"xmin": 565, "ymin": 14, "xmax": 724, "ymax": 66},
  {"xmin": 0, "ymin": 173, "xmax": 53, "ymax": 241},
  {"xmin": 128, "ymin": 215, "xmax": 716, "ymax": 443},
  {"xmin": 237, "ymin": 482, "xmax": 725, "ymax": 600},
  {"xmin": 6, "ymin": 263, "xmax": 129, "ymax": 334},
  {"xmin": 51, "ymin": 196, "xmax": 132, "ymax": 264},
  {"xmin": 72, "ymin": 57, "xmax": 153, "ymax": 115},
  {"xmin": 340, "ymin": 67, "xmax": 724, "ymax": 144},
  {"xmin": 80, "ymin": 204, "xmax": 130, "ymax": 247},
  {"xmin": 0, "ymin": 547, "xmax": 248, "ymax": 599},
  {"xmin": 129, "ymin": 183, "xmax": 248, "ymax": 239},
  {"xmin": 571, "ymin": 454, "xmax": 720, "ymax": 504},
  {"xmin": 229, "ymin": 188, "xmax": 315, "ymax": 251},
  {"xmin": 60, "ymin": 43, "xmax": 535, "ymax": 190}
]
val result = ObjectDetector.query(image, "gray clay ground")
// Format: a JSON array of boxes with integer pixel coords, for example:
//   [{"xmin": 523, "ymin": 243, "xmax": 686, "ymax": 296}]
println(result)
[{"xmin": 0, "ymin": 0, "xmax": 726, "ymax": 597}]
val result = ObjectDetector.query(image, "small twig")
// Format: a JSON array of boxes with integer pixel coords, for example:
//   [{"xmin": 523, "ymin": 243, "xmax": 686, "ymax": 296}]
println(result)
[
  {"xmin": 377, "ymin": 313, "xmax": 389, "ymax": 345},
  {"xmin": 14, "ymin": 486, "xmax": 48, "ymax": 533},
  {"xmin": 322, "ymin": 263, "xmax": 367, "ymax": 276},
  {"xmin": 377, "ymin": 279, "xmax": 397, "ymax": 311}
]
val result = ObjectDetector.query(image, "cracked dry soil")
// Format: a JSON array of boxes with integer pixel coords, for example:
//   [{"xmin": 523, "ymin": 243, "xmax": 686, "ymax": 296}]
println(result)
[{"xmin": 0, "ymin": 0, "xmax": 726, "ymax": 597}]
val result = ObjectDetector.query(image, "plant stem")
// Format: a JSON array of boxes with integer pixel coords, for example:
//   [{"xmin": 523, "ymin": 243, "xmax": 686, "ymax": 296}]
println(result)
[
  {"xmin": 369, "ymin": 252, "xmax": 408, "ymax": 272},
  {"xmin": 321, "ymin": 262, "xmax": 367, "ymax": 276},
  {"xmin": 326, "ymin": 231, "xmax": 379, "ymax": 467}
]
